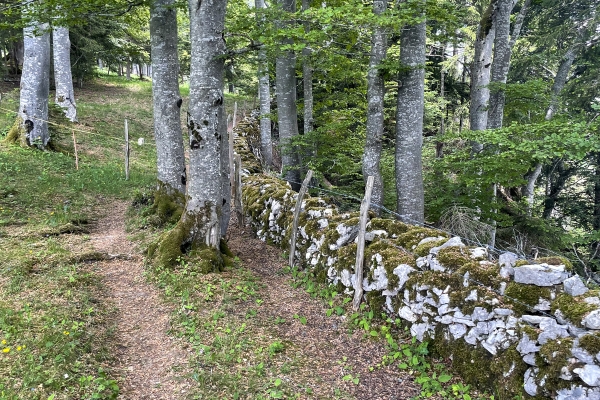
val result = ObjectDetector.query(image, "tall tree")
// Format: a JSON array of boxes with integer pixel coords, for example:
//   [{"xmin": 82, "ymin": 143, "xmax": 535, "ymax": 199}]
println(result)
[
  {"xmin": 362, "ymin": 0, "xmax": 388, "ymax": 211},
  {"xmin": 301, "ymin": 0, "xmax": 313, "ymax": 135},
  {"xmin": 469, "ymin": 0, "xmax": 496, "ymax": 151},
  {"xmin": 275, "ymin": 0, "xmax": 301, "ymax": 191},
  {"xmin": 150, "ymin": 0, "xmax": 187, "ymax": 195},
  {"xmin": 255, "ymin": 0, "xmax": 273, "ymax": 169},
  {"xmin": 52, "ymin": 27, "xmax": 77, "ymax": 122},
  {"xmin": 153, "ymin": 0, "xmax": 229, "ymax": 267},
  {"xmin": 13, "ymin": 8, "xmax": 50, "ymax": 148},
  {"xmin": 395, "ymin": 3, "xmax": 426, "ymax": 225}
]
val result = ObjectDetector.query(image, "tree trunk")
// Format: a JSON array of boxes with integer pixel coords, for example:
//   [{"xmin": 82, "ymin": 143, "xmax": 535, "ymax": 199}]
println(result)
[
  {"xmin": 16, "ymin": 15, "xmax": 50, "ymax": 148},
  {"xmin": 275, "ymin": 0, "xmax": 301, "ymax": 191},
  {"xmin": 126, "ymin": 61, "xmax": 131, "ymax": 80},
  {"xmin": 487, "ymin": 0, "xmax": 515, "ymax": 130},
  {"xmin": 363, "ymin": 0, "xmax": 388, "ymax": 211},
  {"xmin": 302, "ymin": 0, "xmax": 314, "ymax": 135},
  {"xmin": 53, "ymin": 27, "xmax": 77, "ymax": 122},
  {"xmin": 524, "ymin": 45, "xmax": 576, "ymax": 214},
  {"xmin": 150, "ymin": 0, "xmax": 186, "ymax": 195},
  {"xmin": 395, "ymin": 11, "xmax": 426, "ymax": 225},
  {"xmin": 593, "ymin": 152, "xmax": 600, "ymax": 232},
  {"xmin": 256, "ymin": 0, "xmax": 273, "ymax": 169},
  {"xmin": 469, "ymin": 0, "xmax": 496, "ymax": 151}
]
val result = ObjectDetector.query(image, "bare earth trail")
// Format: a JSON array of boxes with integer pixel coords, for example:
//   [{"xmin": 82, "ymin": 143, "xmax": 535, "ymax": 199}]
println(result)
[
  {"xmin": 90, "ymin": 201, "xmax": 194, "ymax": 399},
  {"xmin": 90, "ymin": 202, "xmax": 421, "ymax": 399}
]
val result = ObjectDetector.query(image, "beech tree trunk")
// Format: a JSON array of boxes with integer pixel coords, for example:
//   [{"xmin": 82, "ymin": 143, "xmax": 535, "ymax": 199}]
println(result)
[
  {"xmin": 183, "ymin": 0, "xmax": 228, "ymax": 248},
  {"xmin": 469, "ymin": 1, "xmax": 496, "ymax": 151},
  {"xmin": 395, "ymin": 12, "xmax": 426, "ymax": 225},
  {"xmin": 150, "ymin": 0, "xmax": 186, "ymax": 194},
  {"xmin": 275, "ymin": 0, "xmax": 301, "ymax": 191},
  {"xmin": 302, "ymin": 0, "xmax": 313, "ymax": 135},
  {"xmin": 487, "ymin": 0, "xmax": 515, "ymax": 130},
  {"xmin": 363, "ymin": 0, "xmax": 388, "ymax": 211},
  {"xmin": 256, "ymin": 0, "xmax": 273, "ymax": 169},
  {"xmin": 53, "ymin": 27, "xmax": 77, "ymax": 122},
  {"xmin": 18, "ymin": 17, "xmax": 50, "ymax": 148},
  {"xmin": 524, "ymin": 45, "xmax": 576, "ymax": 214}
]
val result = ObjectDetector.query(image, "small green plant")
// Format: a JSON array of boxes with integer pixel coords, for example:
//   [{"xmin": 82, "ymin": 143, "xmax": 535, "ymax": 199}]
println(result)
[
  {"xmin": 293, "ymin": 314, "xmax": 307, "ymax": 325},
  {"xmin": 342, "ymin": 373, "xmax": 360, "ymax": 385},
  {"xmin": 268, "ymin": 340, "xmax": 285, "ymax": 356}
]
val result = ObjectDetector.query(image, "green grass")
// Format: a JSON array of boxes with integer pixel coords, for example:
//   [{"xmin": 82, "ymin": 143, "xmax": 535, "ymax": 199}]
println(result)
[{"xmin": 0, "ymin": 74, "xmax": 160, "ymax": 399}]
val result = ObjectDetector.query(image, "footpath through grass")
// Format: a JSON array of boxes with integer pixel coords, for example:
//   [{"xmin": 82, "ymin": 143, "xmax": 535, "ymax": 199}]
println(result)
[{"xmin": 0, "ymin": 75, "xmax": 156, "ymax": 399}]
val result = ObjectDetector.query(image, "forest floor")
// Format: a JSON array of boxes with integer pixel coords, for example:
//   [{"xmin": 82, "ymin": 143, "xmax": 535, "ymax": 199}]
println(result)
[{"xmin": 91, "ymin": 199, "xmax": 424, "ymax": 399}]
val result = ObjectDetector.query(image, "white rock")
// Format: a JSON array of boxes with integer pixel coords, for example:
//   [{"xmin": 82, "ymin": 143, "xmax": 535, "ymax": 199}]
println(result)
[
  {"xmin": 559, "ymin": 366, "xmax": 573, "ymax": 381},
  {"xmin": 317, "ymin": 218, "xmax": 329, "ymax": 229},
  {"xmin": 417, "ymin": 236, "xmax": 446, "ymax": 247},
  {"xmin": 449, "ymin": 323, "xmax": 467, "ymax": 339},
  {"xmin": 517, "ymin": 334, "xmax": 540, "ymax": 355},
  {"xmin": 573, "ymin": 364, "xmax": 600, "ymax": 386},
  {"xmin": 430, "ymin": 237, "xmax": 465, "ymax": 255},
  {"xmin": 494, "ymin": 308, "xmax": 513, "ymax": 317},
  {"xmin": 470, "ymin": 247, "xmax": 488, "ymax": 259},
  {"xmin": 583, "ymin": 310, "xmax": 600, "ymax": 330},
  {"xmin": 499, "ymin": 252, "xmax": 518, "ymax": 268},
  {"xmin": 472, "ymin": 307, "xmax": 492, "ymax": 322},
  {"xmin": 481, "ymin": 340, "xmax": 497, "ymax": 355},
  {"xmin": 465, "ymin": 290, "xmax": 478, "ymax": 301},
  {"xmin": 563, "ymin": 276, "xmax": 589, "ymax": 296},
  {"xmin": 514, "ymin": 264, "xmax": 569, "ymax": 286},
  {"xmin": 411, "ymin": 323, "xmax": 429, "ymax": 342},
  {"xmin": 557, "ymin": 386, "xmax": 599, "ymax": 400},
  {"xmin": 137, "ymin": 137, "xmax": 145, "ymax": 146},
  {"xmin": 524, "ymin": 368, "xmax": 538, "ymax": 396},
  {"xmin": 523, "ymin": 353, "xmax": 537, "ymax": 366},
  {"xmin": 340, "ymin": 269, "xmax": 352, "ymax": 287},
  {"xmin": 393, "ymin": 264, "xmax": 415, "ymax": 290},
  {"xmin": 439, "ymin": 293, "xmax": 450, "ymax": 305},
  {"xmin": 584, "ymin": 297, "xmax": 600, "ymax": 306},
  {"xmin": 416, "ymin": 256, "xmax": 428, "ymax": 269},
  {"xmin": 399, "ymin": 306, "xmax": 417, "ymax": 323}
]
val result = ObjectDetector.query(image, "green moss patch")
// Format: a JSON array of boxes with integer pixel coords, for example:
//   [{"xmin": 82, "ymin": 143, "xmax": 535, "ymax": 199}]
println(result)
[
  {"xmin": 551, "ymin": 292, "xmax": 597, "ymax": 326},
  {"xmin": 504, "ymin": 282, "xmax": 551, "ymax": 315},
  {"xmin": 579, "ymin": 333, "xmax": 600, "ymax": 354},
  {"xmin": 437, "ymin": 247, "xmax": 471, "ymax": 270}
]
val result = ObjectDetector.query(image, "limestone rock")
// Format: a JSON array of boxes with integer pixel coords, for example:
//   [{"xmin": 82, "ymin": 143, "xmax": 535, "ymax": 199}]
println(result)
[
  {"xmin": 524, "ymin": 368, "xmax": 538, "ymax": 396},
  {"xmin": 514, "ymin": 264, "xmax": 569, "ymax": 286},
  {"xmin": 499, "ymin": 251, "xmax": 518, "ymax": 268},
  {"xmin": 583, "ymin": 310, "xmax": 600, "ymax": 330},
  {"xmin": 563, "ymin": 276, "xmax": 589, "ymax": 296},
  {"xmin": 430, "ymin": 236, "xmax": 465, "ymax": 255},
  {"xmin": 573, "ymin": 364, "xmax": 600, "ymax": 386}
]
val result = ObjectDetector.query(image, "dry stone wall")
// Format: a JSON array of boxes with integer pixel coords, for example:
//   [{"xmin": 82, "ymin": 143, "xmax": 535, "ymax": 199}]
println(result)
[{"xmin": 235, "ymin": 117, "xmax": 600, "ymax": 399}]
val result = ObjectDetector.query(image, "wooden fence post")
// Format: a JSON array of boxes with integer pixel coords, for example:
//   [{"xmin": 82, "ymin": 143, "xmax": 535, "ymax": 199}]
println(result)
[
  {"xmin": 233, "ymin": 101, "xmax": 238, "ymax": 130},
  {"xmin": 289, "ymin": 170, "xmax": 313, "ymax": 268},
  {"xmin": 352, "ymin": 175, "xmax": 374, "ymax": 311},
  {"xmin": 124, "ymin": 119, "xmax": 130, "ymax": 180},
  {"xmin": 229, "ymin": 120, "xmax": 235, "ymax": 192},
  {"xmin": 72, "ymin": 130, "xmax": 79, "ymax": 170},
  {"xmin": 234, "ymin": 154, "xmax": 244, "ymax": 227}
]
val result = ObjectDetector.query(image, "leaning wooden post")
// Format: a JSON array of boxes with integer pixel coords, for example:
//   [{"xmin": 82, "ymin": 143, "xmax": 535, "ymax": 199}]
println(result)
[
  {"xmin": 234, "ymin": 154, "xmax": 244, "ymax": 227},
  {"xmin": 289, "ymin": 170, "xmax": 313, "ymax": 268},
  {"xmin": 229, "ymin": 120, "xmax": 235, "ymax": 192},
  {"xmin": 233, "ymin": 101, "xmax": 238, "ymax": 130},
  {"xmin": 124, "ymin": 119, "xmax": 130, "ymax": 180},
  {"xmin": 72, "ymin": 129, "xmax": 79, "ymax": 170},
  {"xmin": 353, "ymin": 175, "xmax": 374, "ymax": 311}
]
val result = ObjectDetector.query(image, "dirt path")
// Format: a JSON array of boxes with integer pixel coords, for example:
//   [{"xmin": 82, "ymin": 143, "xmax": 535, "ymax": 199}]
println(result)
[
  {"xmin": 227, "ymin": 221, "xmax": 421, "ymax": 400},
  {"xmin": 90, "ymin": 202, "xmax": 194, "ymax": 400}
]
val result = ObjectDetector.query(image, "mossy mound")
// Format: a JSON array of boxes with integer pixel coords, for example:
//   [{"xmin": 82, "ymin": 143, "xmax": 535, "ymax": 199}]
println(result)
[
  {"xmin": 457, "ymin": 261, "xmax": 504, "ymax": 290},
  {"xmin": 504, "ymin": 282, "xmax": 551, "ymax": 315},
  {"xmin": 414, "ymin": 238, "xmax": 447, "ymax": 257},
  {"xmin": 4, "ymin": 117, "xmax": 26, "ymax": 146},
  {"xmin": 368, "ymin": 218, "xmax": 410, "ymax": 237},
  {"xmin": 437, "ymin": 247, "xmax": 470, "ymax": 270},
  {"xmin": 396, "ymin": 227, "xmax": 448, "ymax": 249},
  {"xmin": 579, "ymin": 333, "xmax": 600, "ymax": 354},
  {"xmin": 536, "ymin": 337, "xmax": 575, "ymax": 395},
  {"xmin": 551, "ymin": 292, "xmax": 597, "ymax": 326}
]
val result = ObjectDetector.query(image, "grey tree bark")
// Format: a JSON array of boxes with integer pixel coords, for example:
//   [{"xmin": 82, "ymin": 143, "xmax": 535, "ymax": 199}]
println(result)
[
  {"xmin": 487, "ymin": 0, "xmax": 515, "ymax": 130},
  {"xmin": 302, "ymin": 0, "xmax": 313, "ymax": 135},
  {"xmin": 524, "ymin": 46, "xmax": 577, "ymax": 214},
  {"xmin": 18, "ymin": 16, "xmax": 50, "ymax": 148},
  {"xmin": 469, "ymin": 1, "xmax": 496, "ymax": 151},
  {"xmin": 256, "ymin": 0, "xmax": 273, "ymax": 169},
  {"xmin": 181, "ymin": 0, "xmax": 228, "ymax": 249},
  {"xmin": 363, "ymin": 0, "xmax": 388, "ymax": 211},
  {"xmin": 52, "ymin": 27, "xmax": 77, "ymax": 122},
  {"xmin": 150, "ymin": 0, "xmax": 186, "ymax": 194},
  {"xmin": 395, "ymin": 13, "xmax": 426, "ymax": 225},
  {"xmin": 275, "ymin": 0, "xmax": 301, "ymax": 191}
]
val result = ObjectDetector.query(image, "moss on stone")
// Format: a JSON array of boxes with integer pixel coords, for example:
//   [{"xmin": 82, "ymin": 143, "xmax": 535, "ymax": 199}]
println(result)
[
  {"xmin": 551, "ymin": 292, "xmax": 596, "ymax": 326},
  {"xmin": 146, "ymin": 182, "xmax": 185, "ymax": 226},
  {"xmin": 414, "ymin": 239, "xmax": 447, "ymax": 257},
  {"xmin": 504, "ymin": 282, "xmax": 551, "ymax": 315},
  {"xmin": 396, "ymin": 227, "xmax": 447, "ymax": 249},
  {"xmin": 364, "ymin": 240, "xmax": 416, "ymax": 290},
  {"xmin": 188, "ymin": 247, "xmax": 226, "ymax": 274},
  {"xmin": 536, "ymin": 337, "xmax": 574, "ymax": 395},
  {"xmin": 515, "ymin": 260, "xmax": 529, "ymax": 267},
  {"xmin": 457, "ymin": 261, "xmax": 503, "ymax": 289},
  {"xmin": 537, "ymin": 256, "xmax": 574, "ymax": 272},
  {"xmin": 405, "ymin": 270, "xmax": 462, "ymax": 294},
  {"xmin": 368, "ymin": 218, "xmax": 410, "ymax": 237},
  {"xmin": 579, "ymin": 333, "xmax": 600, "ymax": 354},
  {"xmin": 437, "ymin": 247, "xmax": 470, "ymax": 270}
]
